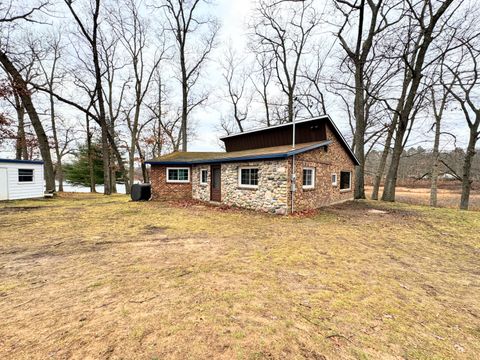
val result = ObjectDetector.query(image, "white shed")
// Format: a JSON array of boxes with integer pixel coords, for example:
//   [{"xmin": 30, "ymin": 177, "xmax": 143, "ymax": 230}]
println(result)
[{"xmin": 0, "ymin": 159, "xmax": 45, "ymax": 201}]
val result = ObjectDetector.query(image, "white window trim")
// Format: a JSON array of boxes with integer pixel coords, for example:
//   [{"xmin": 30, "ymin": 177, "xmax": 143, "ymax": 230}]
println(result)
[
  {"xmin": 166, "ymin": 167, "xmax": 190, "ymax": 183},
  {"xmin": 340, "ymin": 171, "xmax": 352, "ymax": 192},
  {"xmin": 18, "ymin": 169, "xmax": 35, "ymax": 184},
  {"xmin": 200, "ymin": 168, "xmax": 208, "ymax": 185},
  {"xmin": 238, "ymin": 167, "xmax": 259, "ymax": 189},
  {"xmin": 331, "ymin": 173, "xmax": 337, "ymax": 187},
  {"xmin": 302, "ymin": 167, "xmax": 315, "ymax": 189}
]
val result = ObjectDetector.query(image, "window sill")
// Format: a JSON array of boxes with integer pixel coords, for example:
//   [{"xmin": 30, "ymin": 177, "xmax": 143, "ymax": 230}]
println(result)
[
  {"xmin": 302, "ymin": 187, "xmax": 315, "ymax": 191},
  {"xmin": 199, "ymin": 183, "xmax": 208, "ymax": 186},
  {"xmin": 340, "ymin": 188, "xmax": 351, "ymax": 193},
  {"xmin": 237, "ymin": 186, "xmax": 258, "ymax": 190},
  {"xmin": 166, "ymin": 181, "xmax": 190, "ymax": 184}
]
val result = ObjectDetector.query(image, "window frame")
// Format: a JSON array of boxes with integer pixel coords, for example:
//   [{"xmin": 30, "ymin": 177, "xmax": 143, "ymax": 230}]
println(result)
[
  {"xmin": 302, "ymin": 167, "xmax": 315, "ymax": 190},
  {"xmin": 18, "ymin": 168, "xmax": 34, "ymax": 183},
  {"xmin": 166, "ymin": 167, "xmax": 190, "ymax": 183},
  {"xmin": 200, "ymin": 168, "xmax": 208, "ymax": 185},
  {"xmin": 339, "ymin": 171, "xmax": 352, "ymax": 191},
  {"xmin": 331, "ymin": 173, "xmax": 337, "ymax": 187},
  {"xmin": 238, "ymin": 167, "xmax": 259, "ymax": 189}
]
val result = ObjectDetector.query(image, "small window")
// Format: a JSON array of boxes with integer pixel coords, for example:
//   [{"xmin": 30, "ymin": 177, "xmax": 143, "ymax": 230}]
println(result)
[
  {"xmin": 18, "ymin": 169, "xmax": 34, "ymax": 182},
  {"xmin": 166, "ymin": 167, "xmax": 190, "ymax": 183},
  {"xmin": 239, "ymin": 168, "xmax": 259, "ymax": 188},
  {"xmin": 302, "ymin": 167, "xmax": 315, "ymax": 189},
  {"xmin": 340, "ymin": 171, "xmax": 351, "ymax": 191},
  {"xmin": 331, "ymin": 173, "xmax": 337, "ymax": 186},
  {"xmin": 200, "ymin": 169, "xmax": 208, "ymax": 185}
]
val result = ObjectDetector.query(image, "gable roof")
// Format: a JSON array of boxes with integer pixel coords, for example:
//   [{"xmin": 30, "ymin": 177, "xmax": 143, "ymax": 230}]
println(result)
[{"xmin": 145, "ymin": 141, "xmax": 332, "ymax": 165}]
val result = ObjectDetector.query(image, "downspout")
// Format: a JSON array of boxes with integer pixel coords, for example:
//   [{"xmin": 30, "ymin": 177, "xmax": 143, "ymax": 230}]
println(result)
[{"xmin": 290, "ymin": 102, "xmax": 297, "ymax": 214}]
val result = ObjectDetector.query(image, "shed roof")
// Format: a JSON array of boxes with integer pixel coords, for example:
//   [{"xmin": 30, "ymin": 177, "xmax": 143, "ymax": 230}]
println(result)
[
  {"xmin": 0, "ymin": 158, "xmax": 44, "ymax": 165},
  {"xmin": 145, "ymin": 141, "xmax": 332, "ymax": 165}
]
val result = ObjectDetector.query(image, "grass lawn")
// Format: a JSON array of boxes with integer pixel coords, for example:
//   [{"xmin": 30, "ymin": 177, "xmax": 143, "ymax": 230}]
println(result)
[{"xmin": 0, "ymin": 194, "xmax": 479, "ymax": 359}]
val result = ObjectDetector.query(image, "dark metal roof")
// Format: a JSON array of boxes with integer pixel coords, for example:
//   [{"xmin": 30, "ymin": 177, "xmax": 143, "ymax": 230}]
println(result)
[
  {"xmin": 0, "ymin": 158, "xmax": 44, "ymax": 165},
  {"xmin": 145, "ymin": 141, "xmax": 332, "ymax": 165}
]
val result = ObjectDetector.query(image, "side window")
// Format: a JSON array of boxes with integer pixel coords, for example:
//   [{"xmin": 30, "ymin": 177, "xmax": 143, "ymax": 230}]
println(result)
[
  {"xmin": 331, "ymin": 173, "xmax": 337, "ymax": 186},
  {"xmin": 167, "ymin": 168, "xmax": 190, "ymax": 183},
  {"xmin": 18, "ymin": 169, "xmax": 34, "ymax": 182},
  {"xmin": 302, "ymin": 168, "xmax": 315, "ymax": 189},
  {"xmin": 340, "ymin": 171, "xmax": 351, "ymax": 190},
  {"xmin": 200, "ymin": 169, "xmax": 208, "ymax": 185},
  {"xmin": 239, "ymin": 168, "xmax": 259, "ymax": 188}
]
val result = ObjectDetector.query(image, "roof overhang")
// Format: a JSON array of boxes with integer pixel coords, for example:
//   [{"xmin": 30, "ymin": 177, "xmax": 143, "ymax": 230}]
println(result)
[
  {"xmin": 145, "ymin": 141, "xmax": 332, "ymax": 166},
  {"xmin": 0, "ymin": 158, "xmax": 44, "ymax": 165}
]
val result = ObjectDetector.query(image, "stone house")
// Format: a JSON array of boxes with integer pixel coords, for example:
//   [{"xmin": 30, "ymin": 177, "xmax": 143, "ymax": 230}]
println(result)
[{"xmin": 145, "ymin": 116, "xmax": 359, "ymax": 214}]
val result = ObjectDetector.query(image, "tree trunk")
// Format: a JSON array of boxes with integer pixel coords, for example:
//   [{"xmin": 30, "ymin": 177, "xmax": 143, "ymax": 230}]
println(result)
[
  {"xmin": 0, "ymin": 50, "xmax": 56, "ymax": 193},
  {"xmin": 86, "ymin": 113, "xmax": 96, "ymax": 193},
  {"xmin": 180, "ymin": 47, "xmax": 188, "ymax": 151},
  {"xmin": 371, "ymin": 115, "xmax": 398, "ymax": 200},
  {"xmin": 429, "ymin": 115, "xmax": 441, "ymax": 207},
  {"xmin": 49, "ymin": 84, "xmax": 63, "ymax": 192},
  {"xmin": 460, "ymin": 126, "xmax": 478, "ymax": 210},
  {"xmin": 14, "ymin": 94, "xmax": 28, "ymax": 160},
  {"xmin": 353, "ymin": 63, "xmax": 366, "ymax": 199}
]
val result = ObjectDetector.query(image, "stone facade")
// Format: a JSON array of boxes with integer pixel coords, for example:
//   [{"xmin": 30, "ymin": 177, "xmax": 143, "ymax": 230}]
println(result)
[
  {"xmin": 192, "ymin": 165, "xmax": 210, "ymax": 202},
  {"xmin": 149, "ymin": 124, "xmax": 356, "ymax": 213},
  {"xmin": 288, "ymin": 126, "xmax": 355, "ymax": 212},
  {"xmin": 150, "ymin": 165, "xmax": 192, "ymax": 200},
  {"xmin": 220, "ymin": 160, "xmax": 289, "ymax": 214}
]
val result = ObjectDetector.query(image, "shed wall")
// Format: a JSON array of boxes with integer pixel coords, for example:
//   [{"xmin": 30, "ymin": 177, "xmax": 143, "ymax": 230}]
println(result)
[{"xmin": 0, "ymin": 162, "xmax": 44, "ymax": 200}]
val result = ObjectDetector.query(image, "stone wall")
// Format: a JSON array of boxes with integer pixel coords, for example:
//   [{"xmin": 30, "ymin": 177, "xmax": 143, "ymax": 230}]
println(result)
[
  {"xmin": 192, "ymin": 165, "xmax": 210, "ymax": 202},
  {"xmin": 221, "ymin": 160, "xmax": 289, "ymax": 214},
  {"xmin": 150, "ymin": 165, "xmax": 192, "ymax": 200},
  {"xmin": 288, "ymin": 125, "xmax": 356, "ymax": 211}
]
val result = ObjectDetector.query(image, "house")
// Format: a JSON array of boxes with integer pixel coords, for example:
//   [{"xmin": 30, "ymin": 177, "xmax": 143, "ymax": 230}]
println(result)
[
  {"xmin": 145, "ymin": 115, "xmax": 359, "ymax": 214},
  {"xmin": 0, "ymin": 159, "xmax": 45, "ymax": 201}
]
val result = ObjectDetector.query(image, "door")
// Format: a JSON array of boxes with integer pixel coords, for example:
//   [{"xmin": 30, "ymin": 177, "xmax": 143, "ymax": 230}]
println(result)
[
  {"xmin": 0, "ymin": 168, "xmax": 8, "ymax": 201},
  {"xmin": 210, "ymin": 165, "xmax": 221, "ymax": 202}
]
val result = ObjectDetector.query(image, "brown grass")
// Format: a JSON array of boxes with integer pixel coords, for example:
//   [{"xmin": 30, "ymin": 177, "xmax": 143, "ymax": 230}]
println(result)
[
  {"xmin": 365, "ymin": 186, "xmax": 480, "ymax": 211},
  {"xmin": 0, "ymin": 193, "xmax": 479, "ymax": 359}
]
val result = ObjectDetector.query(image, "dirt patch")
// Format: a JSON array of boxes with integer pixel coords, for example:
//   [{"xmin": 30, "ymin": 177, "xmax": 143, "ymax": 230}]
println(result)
[
  {"xmin": 143, "ymin": 225, "xmax": 168, "ymax": 235},
  {"xmin": 0, "ymin": 206, "xmax": 44, "ymax": 214}
]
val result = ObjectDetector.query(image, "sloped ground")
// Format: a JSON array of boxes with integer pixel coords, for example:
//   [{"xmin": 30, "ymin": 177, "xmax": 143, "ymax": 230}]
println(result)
[{"xmin": 0, "ymin": 194, "xmax": 479, "ymax": 359}]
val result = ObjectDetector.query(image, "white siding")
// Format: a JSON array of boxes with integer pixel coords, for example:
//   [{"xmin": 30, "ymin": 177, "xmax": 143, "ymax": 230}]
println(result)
[{"xmin": 0, "ymin": 162, "xmax": 44, "ymax": 200}]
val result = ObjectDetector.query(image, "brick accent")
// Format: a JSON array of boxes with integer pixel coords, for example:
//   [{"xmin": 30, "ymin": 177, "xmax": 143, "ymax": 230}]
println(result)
[
  {"xmin": 150, "ymin": 165, "xmax": 192, "ymax": 200},
  {"xmin": 287, "ymin": 125, "xmax": 355, "ymax": 212}
]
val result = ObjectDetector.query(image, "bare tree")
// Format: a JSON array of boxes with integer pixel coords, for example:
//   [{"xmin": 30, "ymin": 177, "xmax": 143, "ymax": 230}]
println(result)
[
  {"xmin": 161, "ymin": 0, "xmax": 219, "ymax": 151},
  {"xmin": 335, "ymin": 0, "xmax": 402, "ymax": 199},
  {"xmin": 220, "ymin": 46, "xmax": 253, "ymax": 134},
  {"xmin": 251, "ymin": 52, "xmax": 274, "ymax": 126},
  {"xmin": 251, "ymin": 0, "xmax": 320, "ymax": 123},
  {"xmin": 382, "ymin": 0, "xmax": 456, "ymax": 202},
  {"xmin": 0, "ymin": 1, "xmax": 56, "ymax": 192},
  {"xmin": 442, "ymin": 36, "xmax": 480, "ymax": 210}
]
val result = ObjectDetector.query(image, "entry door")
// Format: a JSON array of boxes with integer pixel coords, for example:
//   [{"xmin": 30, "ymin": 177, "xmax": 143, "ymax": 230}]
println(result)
[
  {"xmin": 0, "ymin": 168, "xmax": 8, "ymax": 200},
  {"xmin": 210, "ymin": 165, "xmax": 221, "ymax": 202}
]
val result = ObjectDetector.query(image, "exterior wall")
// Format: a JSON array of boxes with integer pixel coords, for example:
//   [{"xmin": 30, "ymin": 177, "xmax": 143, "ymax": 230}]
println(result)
[
  {"xmin": 288, "ymin": 126, "xmax": 355, "ymax": 212},
  {"xmin": 150, "ymin": 165, "xmax": 192, "ymax": 200},
  {"xmin": 0, "ymin": 162, "xmax": 44, "ymax": 201},
  {"xmin": 221, "ymin": 160, "xmax": 289, "ymax": 214},
  {"xmin": 192, "ymin": 165, "xmax": 210, "ymax": 202}
]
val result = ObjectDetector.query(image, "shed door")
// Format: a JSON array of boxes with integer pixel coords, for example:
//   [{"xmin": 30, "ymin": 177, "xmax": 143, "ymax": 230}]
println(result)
[
  {"xmin": 0, "ymin": 168, "xmax": 8, "ymax": 200},
  {"xmin": 210, "ymin": 165, "xmax": 221, "ymax": 202}
]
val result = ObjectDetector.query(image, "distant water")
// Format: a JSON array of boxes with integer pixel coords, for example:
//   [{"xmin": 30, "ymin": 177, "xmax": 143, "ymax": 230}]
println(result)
[{"xmin": 57, "ymin": 181, "xmax": 127, "ymax": 194}]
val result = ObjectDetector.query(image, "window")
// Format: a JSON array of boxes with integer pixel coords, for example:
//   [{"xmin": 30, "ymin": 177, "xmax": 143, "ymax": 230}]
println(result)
[
  {"xmin": 200, "ymin": 169, "xmax": 208, "ymax": 185},
  {"xmin": 238, "ymin": 167, "xmax": 259, "ymax": 188},
  {"xmin": 331, "ymin": 173, "xmax": 337, "ymax": 187},
  {"xmin": 18, "ymin": 169, "xmax": 34, "ymax": 182},
  {"xmin": 166, "ymin": 167, "xmax": 190, "ymax": 183},
  {"xmin": 302, "ymin": 168, "xmax": 315, "ymax": 189},
  {"xmin": 340, "ymin": 171, "xmax": 351, "ymax": 191}
]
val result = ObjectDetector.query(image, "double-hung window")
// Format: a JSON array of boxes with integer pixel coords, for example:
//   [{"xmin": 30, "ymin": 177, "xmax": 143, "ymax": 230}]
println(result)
[
  {"xmin": 18, "ymin": 169, "xmax": 34, "ymax": 182},
  {"xmin": 302, "ymin": 167, "xmax": 315, "ymax": 189},
  {"xmin": 238, "ymin": 167, "xmax": 259, "ymax": 188},
  {"xmin": 340, "ymin": 171, "xmax": 351, "ymax": 191},
  {"xmin": 166, "ymin": 167, "xmax": 190, "ymax": 183},
  {"xmin": 200, "ymin": 169, "xmax": 208, "ymax": 185}
]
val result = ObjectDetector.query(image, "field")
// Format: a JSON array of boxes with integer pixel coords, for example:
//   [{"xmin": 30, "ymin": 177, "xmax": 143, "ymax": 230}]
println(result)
[
  {"xmin": 365, "ymin": 185, "xmax": 480, "ymax": 211},
  {"xmin": 0, "ymin": 194, "xmax": 479, "ymax": 359}
]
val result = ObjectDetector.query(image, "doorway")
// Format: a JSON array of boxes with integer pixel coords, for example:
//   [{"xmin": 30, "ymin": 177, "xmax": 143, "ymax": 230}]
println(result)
[{"xmin": 210, "ymin": 165, "xmax": 221, "ymax": 202}]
